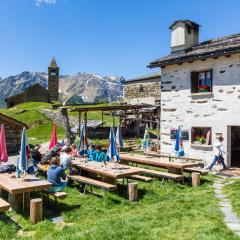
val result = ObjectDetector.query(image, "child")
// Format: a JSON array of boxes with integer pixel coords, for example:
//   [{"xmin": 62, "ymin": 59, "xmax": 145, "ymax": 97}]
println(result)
[
  {"xmin": 71, "ymin": 144, "xmax": 79, "ymax": 157},
  {"xmin": 95, "ymin": 146, "xmax": 106, "ymax": 162},
  {"xmin": 88, "ymin": 144, "xmax": 96, "ymax": 161}
]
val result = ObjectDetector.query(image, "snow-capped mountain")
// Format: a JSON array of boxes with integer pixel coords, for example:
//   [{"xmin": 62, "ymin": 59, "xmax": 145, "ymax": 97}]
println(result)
[{"xmin": 0, "ymin": 71, "xmax": 124, "ymax": 107}]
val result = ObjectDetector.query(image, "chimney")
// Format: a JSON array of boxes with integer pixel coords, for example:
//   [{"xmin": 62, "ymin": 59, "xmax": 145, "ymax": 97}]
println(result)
[{"xmin": 170, "ymin": 20, "xmax": 200, "ymax": 52}]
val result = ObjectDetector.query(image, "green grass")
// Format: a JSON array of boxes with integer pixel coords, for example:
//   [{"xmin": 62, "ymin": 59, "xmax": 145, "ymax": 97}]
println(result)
[
  {"xmin": 1, "ymin": 175, "xmax": 239, "ymax": 240},
  {"xmin": 223, "ymin": 179, "xmax": 240, "ymax": 218},
  {"xmin": 0, "ymin": 102, "xmax": 65, "ymax": 145}
]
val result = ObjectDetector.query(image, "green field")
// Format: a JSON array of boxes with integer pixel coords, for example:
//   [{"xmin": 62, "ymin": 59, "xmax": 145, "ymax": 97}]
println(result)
[
  {"xmin": 0, "ymin": 102, "xmax": 65, "ymax": 145},
  {"xmin": 0, "ymin": 175, "xmax": 239, "ymax": 240}
]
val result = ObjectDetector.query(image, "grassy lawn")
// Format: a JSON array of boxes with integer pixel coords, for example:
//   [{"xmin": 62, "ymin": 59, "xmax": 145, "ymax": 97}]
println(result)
[
  {"xmin": 0, "ymin": 175, "xmax": 239, "ymax": 240},
  {"xmin": 0, "ymin": 102, "xmax": 65, "ymax": 145},
  {"xmin": 223, "ymin": 179, "xmax": 240, "ymax": 218}
]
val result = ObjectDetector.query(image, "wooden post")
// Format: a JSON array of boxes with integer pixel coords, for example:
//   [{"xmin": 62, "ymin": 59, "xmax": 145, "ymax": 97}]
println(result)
[
  {"xmin": 102, "ymin": 110, "xmax": 104, "ymax": 127},
  {"xmin": 60, "ymin": 107, "xmax": 75, "ymax": 144},
  {"xmin": 30, "ymin": 198, "xmax": 43, "ymax": 224},
  {"xmin": 128, "ymin": 182, "xmax": 138, "ymax": 202},
  {"xmin": 192, "ymin": 173, "xmax": 200, "ymax": 187},
  {"xmin": 84, "ymin": 111, "xmax": 87, "ymax": 136}
]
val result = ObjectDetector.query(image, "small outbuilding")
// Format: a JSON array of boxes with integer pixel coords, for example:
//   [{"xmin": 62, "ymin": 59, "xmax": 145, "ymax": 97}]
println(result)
[{"xmin": 0, "ymin": 113, "xmax": 28, "ymax": 153}]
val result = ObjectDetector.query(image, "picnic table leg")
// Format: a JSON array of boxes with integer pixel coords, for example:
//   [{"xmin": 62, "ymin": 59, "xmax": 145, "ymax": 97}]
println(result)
[
  {"xmin": 102, "ymin": 176, "xmax": 117, "ymax": 185},
  {"xmin": 168, "ymin": 167, "xmax": 183, "ymax": 175},
  {"xmin": 8, "ymin": 193, "xmax": 23, "ymax": 213}
]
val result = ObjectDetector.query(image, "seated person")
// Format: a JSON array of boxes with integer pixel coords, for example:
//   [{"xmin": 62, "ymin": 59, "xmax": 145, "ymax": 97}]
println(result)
[
  {"xmin": 47, "ymin": 156, "xmax": 67, "ymax": 193},
  {"xmin": 60, "ymin": 147, "xmax": 72, "ymax": 171},
  {"xmin": 95, "ymin": 146, "xmax": 106, "ymax": 162},
  {"xmin": 31, "ymin": 144, "xmax": 42, "ymax": 170},
  {"xmin": 71, "ymin": 144, "xmax": 79, "ymax": 157},
  {"xmin": 88, "ymin": 144, "xmax": 96, "ymax": 161}
]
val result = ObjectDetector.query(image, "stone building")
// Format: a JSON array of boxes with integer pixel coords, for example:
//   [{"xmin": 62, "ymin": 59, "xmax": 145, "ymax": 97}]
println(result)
[
  {"xmin": 123, "ymin": 72, "xmax": 161, "ymax": 105},
  {"xmin": 149, "ymin": 20, "xmax": 240, "ymax": 167},
  {"xmin": 5, "ymin": 83, "xmax": 49, "ymax": 108},
  {"xmin": 48, "ymin": 57, "xmax": 60, "ymax": 101},
  {"xmin": 5, "ymin": 57, "xmax": 60, "ymax": 108},
  {"xmin": 0, "ymin": 112, "xmax": 27, "ymax": 153}
]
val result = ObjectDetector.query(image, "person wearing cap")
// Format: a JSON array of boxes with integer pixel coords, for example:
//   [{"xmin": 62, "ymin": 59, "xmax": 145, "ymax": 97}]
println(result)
[
  {"xmin": 31, "ymin": 144, "xmax": 42, "ymax": 171},
  {"xmin": 60, "ymin": 147, "xmax": 73, "ymax": 171}
]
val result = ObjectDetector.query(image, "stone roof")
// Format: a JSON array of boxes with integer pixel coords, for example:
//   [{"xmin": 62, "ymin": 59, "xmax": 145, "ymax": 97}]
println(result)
[
  {"xmin": 5, "ymin": 83, "xmax": 48, "ymax": 101},
  {"xmin": 123, "ymin": 72, "xmax": 161, "ymax": 85},
  {"xmin": 149, "ymin": 33, "xmax": 240, "ymax": 68},
  {"xmin": 49, "ymin": 57, "xmax": 58, "ymax": 68},
  {"xmin": 0, "ymin": 112, "xmax": 28, "ymax": 129},
  {"xmin": 169, "ymin": 20, "xmax": 200, "ymax": 30}
]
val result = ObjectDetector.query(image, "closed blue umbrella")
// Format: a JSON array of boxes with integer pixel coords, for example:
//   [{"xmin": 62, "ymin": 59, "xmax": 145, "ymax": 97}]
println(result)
[
  {"xmin": 106, "ymin": 127, "xmax": 119, "ymax": 162},
  {"xmin": 78, "ymin": 125, "xmax": 88, "ymax": 157},
  {"xmin": 18, "ymin": 128, "xmax": 27, "ymax": 177},
  {"xmin": 174, "ymin": 126, "xmax": 185, "ymax": 157},
  {"xmin": 115, "ymin": 125, "xmax": 123, "ymax": 148}
]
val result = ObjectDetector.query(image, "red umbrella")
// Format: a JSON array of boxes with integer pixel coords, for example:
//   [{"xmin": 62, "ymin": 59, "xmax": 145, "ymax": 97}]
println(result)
[
  {"xmin": 49, "ymin": 124, "xmax": 57, "ymax": 149},
  {"xmin": 0, "ymin": 124, "xmax": 8, "ymax": 162}
]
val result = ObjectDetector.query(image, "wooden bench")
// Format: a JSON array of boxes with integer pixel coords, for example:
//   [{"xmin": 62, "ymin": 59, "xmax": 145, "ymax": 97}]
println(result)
[
  {"xmin": 127, "ymin": 175, "xmax": 153, "ymax": 182},
  {"xmin": 183, "ymin": 167, "xmax": 209, "ymax": 176},
  {"xmin": 142, "ymin": 169, "xmax": 184, "ymax": 182},
  {"xmin": 44, "ymin": 191, "xmax": 68, "ymax": 201},
  {"xmin": 0, "ymin": 198, "xmax": 10, "ymax": 213},
  {"xmin": 68, "ymin": 175, "xmax": 116, "ymax": 192}
]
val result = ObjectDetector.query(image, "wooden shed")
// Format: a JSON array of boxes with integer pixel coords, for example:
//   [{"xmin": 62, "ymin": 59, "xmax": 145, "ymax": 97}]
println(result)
[{"xmin": 0, "ymin": 113, "xmax": 28, "ymax": 153}]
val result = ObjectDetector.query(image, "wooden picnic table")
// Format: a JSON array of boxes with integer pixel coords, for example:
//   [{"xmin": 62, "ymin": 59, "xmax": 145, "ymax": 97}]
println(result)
[
  {"xmin": 0, "ymin": 173, "xmax": 52, "ymax": 213},
  {"xmin": 72, "ymin": 158, "xmax": 144, "ymax": 184},
  {"xmin": 120, "ymin": 153, "xmax": 199, "ymax": 175}
]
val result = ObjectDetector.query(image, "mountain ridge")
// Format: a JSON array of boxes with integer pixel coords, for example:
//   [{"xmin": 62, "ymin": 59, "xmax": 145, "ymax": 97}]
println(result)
[{"xmin": 0, "ymin": 71, "xmax": 124, "ymax": 107}]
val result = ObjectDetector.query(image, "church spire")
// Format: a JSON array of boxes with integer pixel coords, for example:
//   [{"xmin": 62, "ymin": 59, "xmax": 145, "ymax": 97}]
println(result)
[{"xmin": 50, "ymin": 56, "xmax": 58, "ymax": 68}]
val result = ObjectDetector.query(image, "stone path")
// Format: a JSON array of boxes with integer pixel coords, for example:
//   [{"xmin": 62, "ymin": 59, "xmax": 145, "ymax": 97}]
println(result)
[{"xmin": 214, "ymin": 178, "xmax": 240, "ymax": 236}]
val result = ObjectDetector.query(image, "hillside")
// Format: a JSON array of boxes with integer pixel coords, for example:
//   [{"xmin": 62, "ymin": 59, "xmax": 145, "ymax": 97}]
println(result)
[
  {"xmin": 0, "ymin": 102, "xmax": 65, "ymax": 145},
  {"xmin": 0, "ymin": 71, "xmax": 124, "ymax": 107}
]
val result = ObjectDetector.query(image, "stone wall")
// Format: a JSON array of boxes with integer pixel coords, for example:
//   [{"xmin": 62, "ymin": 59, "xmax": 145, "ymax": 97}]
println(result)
[
  {"xmin": 160, "ymin": 53, "xmax": 240, "ymax": 165},
  {"xmin": 26, "ymin": 84, "xmax": 49, "ymax": 103},
  {"xmin": 6, "ymin": 92, "xmax": 26, "ymax": 108},
  {"xmin": 0, "ymin": 119, "xmax": 22, "ymax": 153},
  {"xmin": 124, "ymin": 80, "xmax": 160, "ymax": 105}
]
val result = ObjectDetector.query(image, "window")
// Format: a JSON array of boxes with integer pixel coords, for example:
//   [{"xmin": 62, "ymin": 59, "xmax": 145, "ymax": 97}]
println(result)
[
  {"xmin": 191, "ymin": 127, "xmax": 212, "ymax": 145},
  {"xmin": 170, "ymin": 129, "xmax": 189, "ymax": 140},
  {"xmin": 51, "ymin": 70, "xmax": 57, "ymax": 76},
  {"xmin": 191, "ymin": 70, "xmax": 212, "ymax": 93}
]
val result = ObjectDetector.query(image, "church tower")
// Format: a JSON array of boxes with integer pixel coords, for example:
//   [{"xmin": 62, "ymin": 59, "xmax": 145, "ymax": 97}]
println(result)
[{"xmin": 48, "ymin": 57, "xmax": 59, "ymax": 101}]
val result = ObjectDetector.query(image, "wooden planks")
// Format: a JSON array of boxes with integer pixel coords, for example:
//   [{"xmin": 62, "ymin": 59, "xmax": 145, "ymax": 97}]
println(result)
[
  {"xmin": 50, "ymin": 192, "xmax": 68, "ymax": 200},
  {"xmin": 142, "ymin": 169, "xmax": 184, "ymax": 182},
  {"xmin": 184, "ymin": 167, "xmax": 209, "ymax": 176},
  {"xmin": 73, "ymin": 160, "xmax": 144, "ymax": 179},
  {"xmin": 68, "ymin": 175, "xmax": 116, "ymax": 191},
  {"xmin": 0, "ymin": 198, "xmax": 10, "ymax": 212},
  {"xmin": 128, "ymin": 175, "xmax": 153, "ymax": 182},
  {"xmin": 0, "ymin": 174, "xmax": 52, "ymax": 195},
  {"xmin": 120, "ymin": 153, "xmax": 199, "ymax": 170}
]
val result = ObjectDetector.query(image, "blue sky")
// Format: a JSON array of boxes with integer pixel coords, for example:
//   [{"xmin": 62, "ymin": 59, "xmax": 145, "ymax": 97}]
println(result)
[{"xmin": 0, "ymin": 0, "xmax": 239, "ymax": 79}]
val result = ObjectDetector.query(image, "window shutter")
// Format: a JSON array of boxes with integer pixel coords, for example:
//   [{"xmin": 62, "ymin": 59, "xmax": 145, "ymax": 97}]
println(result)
[
  {"xmin": 210, "ymin": 69, "xmax": 213, "ymax": 92},
  {"xmin": 191, "ymin": 72, "xmax": 198, "ymax": 93}
]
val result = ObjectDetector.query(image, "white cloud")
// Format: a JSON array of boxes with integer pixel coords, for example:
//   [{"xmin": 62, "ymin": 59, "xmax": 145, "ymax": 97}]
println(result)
[{"xmin": 35, "ymin": 0, "xmax": 57, "ymax": 7}]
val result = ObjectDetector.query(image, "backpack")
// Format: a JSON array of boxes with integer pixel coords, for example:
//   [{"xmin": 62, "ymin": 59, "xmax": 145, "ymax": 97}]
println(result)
[{"xmin": 0, "ymin": 164, "xmax": 16, "ymax": 174}]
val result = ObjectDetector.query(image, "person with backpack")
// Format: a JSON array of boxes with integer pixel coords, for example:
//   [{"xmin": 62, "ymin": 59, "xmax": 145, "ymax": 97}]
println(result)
[{"xmin": 208, "ymin": 136, "xmax": 228, "ymax": 171}]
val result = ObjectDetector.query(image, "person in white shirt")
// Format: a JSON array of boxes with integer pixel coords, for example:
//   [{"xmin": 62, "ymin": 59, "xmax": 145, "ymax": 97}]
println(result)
[
  {"xmin": 208, "ymin": 136, "xmax": 227, "ymax": 170},
  {"xmin": 60, "ymin": 147, "xmax": 72, "ymax": 171}
]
